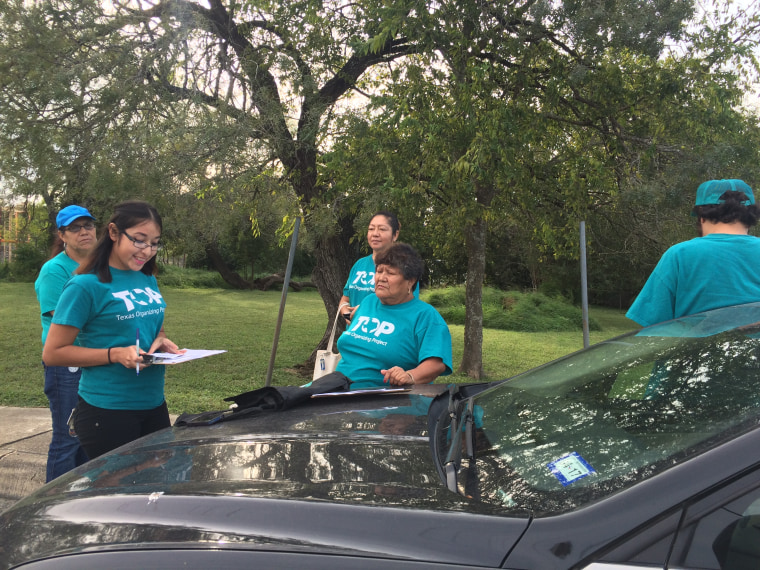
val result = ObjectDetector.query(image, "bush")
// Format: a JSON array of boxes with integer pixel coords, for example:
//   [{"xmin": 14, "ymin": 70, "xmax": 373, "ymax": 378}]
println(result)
[
  {"xmin": 422, "ymin": 286, "xmax": 601, "ymax": 332},
  {"xmin": 157, "ymin": 265, "xmax": 229, "ymax": 289},
  {"xmin": 0, "ymin": 244, "xmax": 47, "ymax": 282}
]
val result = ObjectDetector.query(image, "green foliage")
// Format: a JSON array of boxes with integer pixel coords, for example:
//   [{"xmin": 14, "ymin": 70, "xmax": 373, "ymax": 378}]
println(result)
[
  {"xmin": 157, "ymin": 265, "xmax": 229, "ymax": 289},
  {"xmin": 0, "ymin": 243, "xmax": 46, "ymax": 282},
  {"xmin": 423, "ymin": 286, "xmax": 601, "ymax": 333}
]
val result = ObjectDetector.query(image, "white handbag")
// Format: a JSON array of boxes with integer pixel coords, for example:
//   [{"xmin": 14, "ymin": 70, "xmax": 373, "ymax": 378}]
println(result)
[{"xmin": 312, "ymin": 306, "xmax": 344, "ymax": 380}]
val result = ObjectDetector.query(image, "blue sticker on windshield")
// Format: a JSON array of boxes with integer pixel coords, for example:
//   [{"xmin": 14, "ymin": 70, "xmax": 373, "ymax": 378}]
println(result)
[{"xmin": 548, "ymin": 452, "xmax": 596, "ymax": 486}]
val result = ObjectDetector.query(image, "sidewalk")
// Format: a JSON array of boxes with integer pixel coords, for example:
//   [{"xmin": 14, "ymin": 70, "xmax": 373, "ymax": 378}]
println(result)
[
  {"xmin": 0, "ymin": 407, "xmax": 50, "ymax": 513},
  {"xmin": 0, "ymin": 407, "xmax": 178, "ymax": 513}
]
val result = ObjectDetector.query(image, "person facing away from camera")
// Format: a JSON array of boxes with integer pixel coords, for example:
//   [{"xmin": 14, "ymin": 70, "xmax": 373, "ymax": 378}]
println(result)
[
  {"xmin": 43, "ymin": 200, "xmax": 184, "ymax": 460},
  {"xmin": 627, "ymin": 179, "xmax": 760, "ymax": 327},
  {"xmin": 34, "ymin": 205, "xmax": 96, "ymax": 481}
]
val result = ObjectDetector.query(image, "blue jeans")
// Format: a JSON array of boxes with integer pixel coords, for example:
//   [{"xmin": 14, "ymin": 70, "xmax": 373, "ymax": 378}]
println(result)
[{"xmin": 43, "ymin": 364, "xmax": 89, "ymax": 481}]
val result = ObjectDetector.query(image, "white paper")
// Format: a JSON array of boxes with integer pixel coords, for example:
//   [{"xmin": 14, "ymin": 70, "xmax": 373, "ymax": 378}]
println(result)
[
  {"xmin": 147, "ymin": 349, "xmax": 227, "ymax": 365},
  {"xmin": 311, "ymin": 387, "xmax": 410, "ymax": 398}
]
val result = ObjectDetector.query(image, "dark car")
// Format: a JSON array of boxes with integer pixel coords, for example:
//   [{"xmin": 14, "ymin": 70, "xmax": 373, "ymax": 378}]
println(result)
[{"xmin": 3, "ymin": 304, "xmax": 760, "ymax": 569}]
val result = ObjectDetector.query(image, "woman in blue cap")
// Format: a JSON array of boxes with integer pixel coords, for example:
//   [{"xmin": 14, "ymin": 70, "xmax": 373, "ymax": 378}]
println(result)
[
  {"xmin": 34, "ymin": 205, "xmax": 97, "ymax": 481},
  {"xmin": 627, "ymin": 179, "xmax": 760, "ymax": 326}
]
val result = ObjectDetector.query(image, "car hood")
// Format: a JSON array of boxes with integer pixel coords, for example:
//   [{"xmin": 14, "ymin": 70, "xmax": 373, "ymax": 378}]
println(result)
[{"xmin": 0, "ymin": 386, "xmax": 527, "ymax": 568}]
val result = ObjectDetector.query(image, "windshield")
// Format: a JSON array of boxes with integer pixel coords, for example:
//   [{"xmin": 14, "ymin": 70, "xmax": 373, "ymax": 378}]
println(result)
[{"xmin": 453, "ymin": 303, "xmax": 760, "ymax": 516}]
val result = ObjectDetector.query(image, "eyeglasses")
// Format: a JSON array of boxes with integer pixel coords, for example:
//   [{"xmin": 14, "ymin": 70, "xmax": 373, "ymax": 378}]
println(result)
[
  {"xmin": 122, "ymin": 230, "xmax": 162, "ymax": 251},
  {"xmin": 65, "ymin": 222, "xmax": 95, "ymax": 233}
]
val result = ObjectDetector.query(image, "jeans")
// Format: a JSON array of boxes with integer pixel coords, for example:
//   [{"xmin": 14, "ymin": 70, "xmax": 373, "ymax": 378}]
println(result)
[{"xmin": 43, "ymin": 364, "xmax": 89, "ymax": 482}]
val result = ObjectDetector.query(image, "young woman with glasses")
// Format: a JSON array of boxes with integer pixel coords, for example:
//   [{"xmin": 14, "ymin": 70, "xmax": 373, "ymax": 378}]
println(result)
[
  {"xmin": 34, "ymin": 205, "xmax": 97, "ymax": 480},
  {"xmin": 43, "ymin": 201, "xmax": 183, "ymax": 459}
]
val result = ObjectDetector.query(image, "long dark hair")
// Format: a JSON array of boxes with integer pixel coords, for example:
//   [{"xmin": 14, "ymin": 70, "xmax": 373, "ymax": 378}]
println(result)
[
  {"xmin": 77, "ymin": 201, "xmax": 162, "ymax": 282},
  {"xmin": 48, "ymin": 233, "xmax": 65, "ymax": 259}
]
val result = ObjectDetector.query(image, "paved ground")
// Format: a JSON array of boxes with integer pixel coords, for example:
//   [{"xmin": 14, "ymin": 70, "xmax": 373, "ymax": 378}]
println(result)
[
  {"xmin": 0, "ymin": 407, "xmax": 50, "ymax": 513},
  {"xmin": 0, "ymin": 407, "xmax": 178, "ymax": 514}
]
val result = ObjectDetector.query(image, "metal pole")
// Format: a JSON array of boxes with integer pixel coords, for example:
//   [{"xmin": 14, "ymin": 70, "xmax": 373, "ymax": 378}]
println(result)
[
  {"xmin": 265, "ymin": 216, "xmax": 301, "ymax": 386},
  {"xmin": 580, "ymin": 221, "xmax": 590, "ymax": 348}
]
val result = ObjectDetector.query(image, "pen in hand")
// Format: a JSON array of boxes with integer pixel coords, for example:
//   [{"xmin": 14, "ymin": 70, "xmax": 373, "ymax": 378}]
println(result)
[{"xmin": 136, "ymin": 329, "xmax": 140, "ymax": 376}]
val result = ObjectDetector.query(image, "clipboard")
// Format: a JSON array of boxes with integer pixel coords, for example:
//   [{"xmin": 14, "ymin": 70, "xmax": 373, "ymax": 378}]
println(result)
[{"xmin": 142, "ymin": 349, "xmax": 227, "ymax": 365}]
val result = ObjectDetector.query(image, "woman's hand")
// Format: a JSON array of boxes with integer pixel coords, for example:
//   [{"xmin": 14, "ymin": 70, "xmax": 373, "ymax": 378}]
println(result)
[
  {"xmin": 381, "ymin": 358, "xmax": 446, "ymax": 386},
  {"xmin": 339, "ymin": 300, "xmax": 357, "ymax": 324},
  {"xmin": 113, "ymin": 337, "xmax": 184, "ymax": 371},
  {"xmin": 139, "ymin": 335, "xmax": 186, "ymax": 368},
  {"xmin": 381, "ymin": 366, "xmax": 416, "ymax": 386},
  {"xmin": 111, "ymin": 345, "xmax": 146, "ymax": 370},
  {"xmin": 149, "ymin": 336, "xmax": 183, "ymax": 355}
]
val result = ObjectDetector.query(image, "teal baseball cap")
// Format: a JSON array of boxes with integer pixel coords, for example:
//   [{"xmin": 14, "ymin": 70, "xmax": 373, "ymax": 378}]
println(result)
[{"xmin": 694, "ymin": 179, "xmax": 755, "ymax": 208}]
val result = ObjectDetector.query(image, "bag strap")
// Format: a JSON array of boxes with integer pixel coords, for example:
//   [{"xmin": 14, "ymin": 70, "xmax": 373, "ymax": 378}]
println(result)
[{"xmin": 327, "ymin": 303, "xmax": 348, "ymax": 352}]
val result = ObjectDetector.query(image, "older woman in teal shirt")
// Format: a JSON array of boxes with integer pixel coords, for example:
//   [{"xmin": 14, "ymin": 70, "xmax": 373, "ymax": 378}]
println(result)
[{"xmin": 336, "ymin": 243, "xmax": 452, "ymax": 390}]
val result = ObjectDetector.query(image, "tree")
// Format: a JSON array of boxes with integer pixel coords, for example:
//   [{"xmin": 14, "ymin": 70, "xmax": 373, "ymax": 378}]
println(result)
[
  {"xmin": 1, "ymin": 0, "xmax": 758, "ymax": 379},
  {"xmin": 0, "ymin": 0, "xmax": 436, "ymax": 356},
  {"xmin": 323, "ymin": 0, "xmax": 760, "ymax": 378}
]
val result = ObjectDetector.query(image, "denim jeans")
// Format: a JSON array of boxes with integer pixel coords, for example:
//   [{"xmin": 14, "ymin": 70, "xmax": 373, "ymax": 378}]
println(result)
[{"xmin": 43, "ymin": 364, "xmax": 89, "ymax": 481}]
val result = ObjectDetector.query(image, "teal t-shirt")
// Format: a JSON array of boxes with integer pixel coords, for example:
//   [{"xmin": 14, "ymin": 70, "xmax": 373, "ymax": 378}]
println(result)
[
  {"xmin": 34, "ymin": 251, "xmax": 80, "ymax": 345},
  {"xmin": 626, "ymin": 234, "xmax": 760, "ymax": 327},
  {"xmin": 52, "ymin": 268, "xmax": 167, "ymax": 410},
  {"xmin": 343, "ymin": 254, "xmax": 420, "ymax": 307},
  {"xmin": 336, "ymin": 294, "xmax": 453, "ymax": 389}
]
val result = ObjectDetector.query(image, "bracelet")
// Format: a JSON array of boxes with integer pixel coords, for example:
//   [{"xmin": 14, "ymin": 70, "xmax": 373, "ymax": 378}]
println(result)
[
  {"xmin": 406, "ymin": 371, "xmax": 415, "ymax": 384},
  {"xmin": 107, "ymin": 347, "xmax": 112, "ymax": 365},
  {"xmin": 339, "ymin": 302, "xmax": 350, "ymax": 309}
]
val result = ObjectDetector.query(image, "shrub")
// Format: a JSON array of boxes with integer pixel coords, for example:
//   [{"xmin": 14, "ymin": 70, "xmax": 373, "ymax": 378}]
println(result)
[
  {"xmin": 422, "ymin": 286, "xmax": 601, "ymax": 332},
  {"xmin": 0, "ymin": 244, "xmax": 47, "ymax": 282},
  {"xmin": 157, "ymin": 264, "xmax": 228, "ymax": 288}
]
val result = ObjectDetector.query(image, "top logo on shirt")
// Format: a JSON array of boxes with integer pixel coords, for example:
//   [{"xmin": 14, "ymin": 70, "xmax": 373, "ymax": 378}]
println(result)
[{"xmin": 112, "ymin": 287, "xmax": 164, "ymax": 312}]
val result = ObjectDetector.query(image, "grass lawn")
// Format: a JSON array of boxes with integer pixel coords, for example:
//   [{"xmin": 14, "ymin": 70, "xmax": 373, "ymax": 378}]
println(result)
[{"xmin": 0, "ymin": 282, "xmax": 638, "ymax": 414}]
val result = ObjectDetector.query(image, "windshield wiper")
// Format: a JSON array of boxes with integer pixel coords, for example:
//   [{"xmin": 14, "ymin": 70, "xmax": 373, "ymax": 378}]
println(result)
[{"xmin": 443, "ymin": 384, "xmax": 475, "ymax": 493}]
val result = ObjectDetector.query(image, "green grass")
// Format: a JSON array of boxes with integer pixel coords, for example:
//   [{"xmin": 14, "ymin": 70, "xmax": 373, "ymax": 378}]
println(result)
[{"xmin": 0, "ymin": 283, "xmax": 638, "ymax": 414}]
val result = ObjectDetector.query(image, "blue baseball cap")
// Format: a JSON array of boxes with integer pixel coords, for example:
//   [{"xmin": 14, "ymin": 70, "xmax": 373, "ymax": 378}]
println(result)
[
  {"xmin": 56, "ymin": 205, "xmax": 96, "ymax": 229},
  {"xmin": 694, "ymin": 179, "xmax": 755, "ymax": 208}
]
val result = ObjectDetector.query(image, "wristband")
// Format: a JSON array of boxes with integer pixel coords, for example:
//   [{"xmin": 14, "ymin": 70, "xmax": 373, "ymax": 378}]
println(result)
[
  {"xmin": 107, "ymin": 347, "xmax": 112, "ymax": 364},
  {"xmin": 407, "ymin": 371, "xmax": 415, "ymax": 384}
]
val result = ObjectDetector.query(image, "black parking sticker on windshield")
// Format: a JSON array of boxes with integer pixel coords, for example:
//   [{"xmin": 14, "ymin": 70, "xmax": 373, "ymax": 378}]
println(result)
[{"xmin": 547, "ymin": 452, "xmax": 596, "ymax": 486}]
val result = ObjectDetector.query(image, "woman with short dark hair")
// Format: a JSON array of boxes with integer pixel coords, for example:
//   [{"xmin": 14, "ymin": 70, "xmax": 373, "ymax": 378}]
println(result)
[{"xmin": 334, "ymin": 243, "xmax": 452, "ymax": 389}]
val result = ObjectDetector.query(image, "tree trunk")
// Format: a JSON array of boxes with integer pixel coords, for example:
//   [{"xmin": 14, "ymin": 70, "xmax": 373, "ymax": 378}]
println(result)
[
  {"xmin": 296, "ymin": 212, "xmax": 356, "ymax": 373},
  {"xmin": 458, "ymin": 181, "xmax": 496, "ymax": 379},
  {"xmin": 459, "ymin": 214, "xmax": 486, "ymax": 379},
  {"xmin": 204, "ymin": 242, "xmax": 253, "ymax": 289}
]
